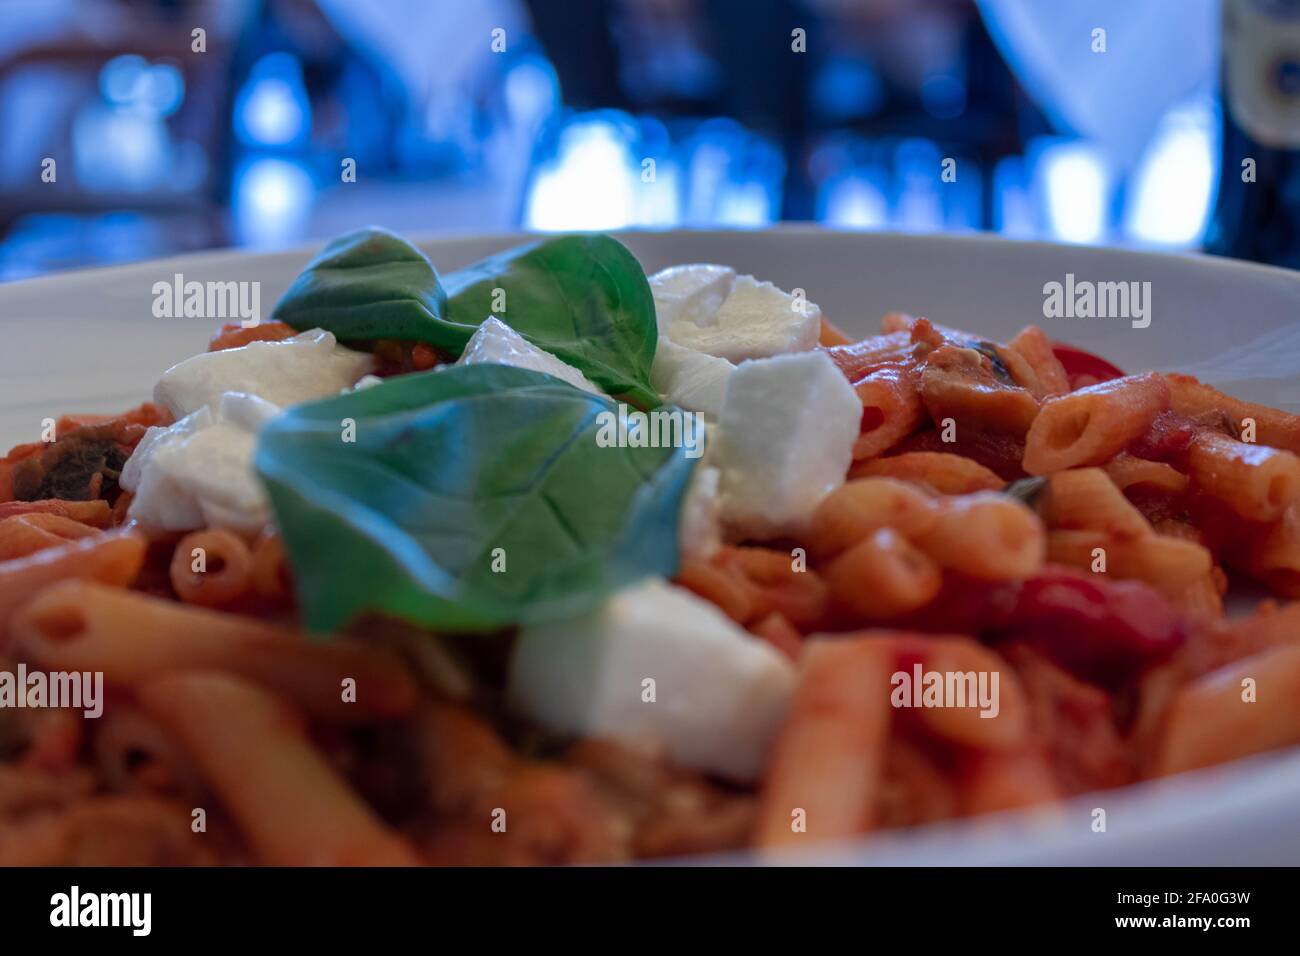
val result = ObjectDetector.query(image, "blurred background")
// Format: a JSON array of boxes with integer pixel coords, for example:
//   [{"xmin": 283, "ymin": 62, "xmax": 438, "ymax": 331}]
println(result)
[{"xmin": 0, "ymin": 0, "xmax": 1291, "ymax": 280}]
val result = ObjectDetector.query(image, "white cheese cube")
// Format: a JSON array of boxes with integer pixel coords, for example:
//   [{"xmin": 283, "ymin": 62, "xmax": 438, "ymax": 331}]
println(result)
[
  {"xmin": 678, "ymin": 464, "xmax": 722, "ymax": 564},
  {"xmin": 121, "ymin": 392, "xmax": 281, "ymax": 533},
  {"xmin": 154, "ymin": 328, "xmax": 375, "ymax": 418},
  {"xmin": 508, "ymin": 578, "xmax": 795, "ymax": 783},
  {"xmin": 714, "ymin": 350, "xmax": 860, "ymax": 539},
  {"xmin": 666, "ymin": 275, "xmax": 821, "ymax": 363},
  {"xmin": 648, "ymin": 264, "xmax": 735, "ymax": 332},
  {"xmin": 650, "ymin": 338, "xmax": 735, "ymax": 419},
  {"xmin": 455, "ymin": 316, "xmax": 601, "ymax": 394}
]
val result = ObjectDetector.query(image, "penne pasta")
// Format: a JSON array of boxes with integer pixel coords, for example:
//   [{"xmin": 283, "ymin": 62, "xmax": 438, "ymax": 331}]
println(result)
[
  {"xmin": 1166, "ymin": 373, "xmax": 1300, "ymax": 454},
  {"xmin": 10, "ymin": 581, "xmax": 417, "ymax": 722},
  {"xmin": 957, "ymin": 748, "xmax": 1063, "ymax": 817},
  {"xmin": 1006, "ymin": 325, "xmax": 1070, "ymax": 398},
  {"xmin": 1187, "ymin": 431, "xmax": 1300, "ymax": 522},
  {"xmin": 1104, "ymin": 452, "xmax": 1189, "ymax": 495},
  {"xmin": 808, "ymin": 477, "xmax": 938, "ymax": 557},
  {"xmin": 825, "ymin": 528, "xmax": 943, "ymax": 618},
  {"xmin": 912, "ymin": 492, "xmax": 1045, "ymax": 580},
  {"xmin": 851, "ymin": 365, "xmax": 926, "ymax": 460},
  {"xmin": 169, "ymin": 528, "xmax": 255, "ymax": 607},
  {"xmin": 756, "ymin": 636, "xmax": 894, "ymax": 850},
  {"xmin": 918, "ymin": 344, "xmax": 1040, "ymax": 437},
  {"xmin": 1041, "ymin": 468, "xmax": 1152, "ymax": 537},
  {"xmin": 137, "ymin": 672, "xmax": 420, "ymax": 865},
  {"xmin": 825, "ymin": 331, "xmax": 913, "ymax": 382},
  {"xmin": 1237, "ymin": 503, "xmax": 1300, "ymax": 598},
  {"xmin": 1151, "ymin": 642, "xmax": 1300, "ymax": 776},
  {"xmin": 1022, "ymin": 372, "xmax": 1170, "ymax": 474},
  {"xmin": 818, "ymin": 317, "xmax": 854, "ymax": 347},
  {"xmin": 910, "ymin": 637, "xmax": 1031, "ymax": 751},
  {"xmin": 0, "ymin": 529, "xmax": 145, "ymax": 638},
  {"xmin": 0, "ymin": 499, "xmax": 111, "ymax": 527},
  {"xmin": 0, "ymin": 513, "xmax": 99, "ymax": 561},
  {"xmin": 852, "ymin": 452, "xmax": 1004, "ymax": 495}
]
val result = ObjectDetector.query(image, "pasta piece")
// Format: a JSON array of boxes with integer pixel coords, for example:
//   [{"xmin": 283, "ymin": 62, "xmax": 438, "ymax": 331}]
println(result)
[
  {"xmin": 876, "ymin": 739, "xmax": 957, "ymax": 828},
  {"xmin": 137, "ymin": 672, "xmax": 420, "ymax": 865},
  {"xmin": 1045, "ymin": 530, "xmax": 1213, "ymax": 601},
  {"xmin": 1175, "ymin": 572, "xmax": 1225, "ymax": 623},
  {"xmin": 251, "ymin": 527, "xmax": 293, "ymax": 600},
  {"xmin": 1152, "ymin": 517, "xmax": 1208, "ymax": 546},
  {"xmin": 749, "ymin": 612, "xmax": 803, "ymax": 661},
  {"xmin": 853, "ymin": 452, "xmax": 1003, "ymax": 495},
  {"xmin": 169, "ymin": 528, "xmax": 254, "ymax": 606},
  {"xmin": 207, "ymin": 320, "xmax": 298, "ymax": 351},
  {"xmin": 818, "ymin": 317, "xmax": 854, "ymax": 347},
  {"xmin": 53, "ymin": 401, "xmax": 171, "ymax": 433},
  {"xmin": 1238, "ymin": 504, "xmax": 1300, "ymax": 597},
  {"xmin": 1104, "ymin": 452, "xmax": 1189, "ymax": 495},
  {"xmin": 910, "ymin": 637, "xmax": 1031, "ymax": 751},
  {"xmin": 824, "ymin": 331, "xmax": 913, "ymax": 382},
  {"xmin": 756, "ymin": 636, "xmax": 893, "ymax": 850},
  {"xmin": 1187, "ymin": 431, "xmax": 1300, "ymax": 522},
  {"xmin": 1006, "ymin": 325, "xmax": 1070, "ymax": 398},
  {"xmin": 91, "ymin": 704, "xmax": 204, "ymax": 797},
  {"xmin": 1022, "ymin": 372, "xmax": 1170, "ymax": 474},
  {"xmin": 851, "ymin": 365, "xmax": 926, "ymax": 460},
  {"xmin": 1151, "ymin": 642, "xmax": 1300, "ymax": 776},
  {"xmin": 0, "ymin": 499, "xmax": 111, "ymax": 527},
  {"xmin": 808, "ymin": 477, "xmax": 937, "ymax": 558},
  {"xmin": 1040, "ymin": 467, "xmax": 1151, "ymax": 537},
  {"xmin": 0, "ymin": 513, "xmax": 98, "ymax": 561},
  {"xmin": 715, "ymin": 547, "xmax": 830, "ymax": 628},
  {"xmin": 825, "ymin": 528, "xmax": 943, "ymax": 618},
  {"xmin": 912, "ymin": 492, "xmax": 1045, "ymax": 580},
  {"xmin": 1166, "ymin": 373, "xmax": 1300, "ymax": 454},
  {"xmin": 918, "ymin": 344, "xmax": 1040, "ymax": 437},
  {"xmin": 676, "ymin": 558, "xmax": 756, "ymax": 624},
  {"xmin": 880, "ymin": 312, "xmax": 973, "ymax": 344},
  {"xmin": 958, "ymin": 749, "xmax": 1062, "ymax": 817},
  {"xmin": 0, "ymin": 529, "xmax": 145, "ymax": 637},
  {"xmin": 10, "ymin": 581, "xmax": 417, "ymax": 722}
]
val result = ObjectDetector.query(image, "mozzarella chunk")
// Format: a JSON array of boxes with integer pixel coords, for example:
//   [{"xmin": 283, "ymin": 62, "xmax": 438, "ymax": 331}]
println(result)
[
  {"xmin": 455, "ymin": 316, "xmax": 601, "ymax": 394},
  {"xmin": 678, "ymin": 464, "xmax": 722, "ymax": 564},
  {"xmin": 714, "ymin": 350, "xmax": 860, "ymax": 539},
  {"xmin": 508, "ymin": 578, "xmax": 795, "ymax": 782},
  {"xmin": 155, "ymin": 328, "xmax": 375, "ymax": 418},
  {"xmin": 650, "ymin": 338, "xmax": 735, "ymax": 419},
  {"xmin": 121, "ymin": 392, "xmax": 280, "ymax": 533},
  {"xmin": 648, "ymin": 264, "xmax": 735, "ymax": 332},
  {"xmin": 666, "ymin": 275, "xmax": 821, "ymax": 363}
]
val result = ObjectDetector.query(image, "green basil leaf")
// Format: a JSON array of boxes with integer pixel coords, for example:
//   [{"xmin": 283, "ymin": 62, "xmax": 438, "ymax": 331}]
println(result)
[
  {"xmin": 443, "ymin": 235, "xmax": 659, "ymax": 407},
  {"xmin": 255, "ymin": 364, "xmax": 696, "ymax": 634},
  {"xmin": 270, "ymin": 227, "xmax": 451, "ymax": 344}
]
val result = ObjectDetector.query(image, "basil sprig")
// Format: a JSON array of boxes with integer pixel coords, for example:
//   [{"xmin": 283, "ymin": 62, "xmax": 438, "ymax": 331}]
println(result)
[
  {"xmin": 271, "ymin": 229, "xmax": 659, "ymax": 407},
  {"xmin": 255, "ymin": 365, "xmax": 695, "ymax": 633}
]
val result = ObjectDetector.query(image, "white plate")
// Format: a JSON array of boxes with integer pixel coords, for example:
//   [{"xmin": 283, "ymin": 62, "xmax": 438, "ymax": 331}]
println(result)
[{"xmin": 3, "ymin": 226, "xmax": 1300, "ymax": 865}]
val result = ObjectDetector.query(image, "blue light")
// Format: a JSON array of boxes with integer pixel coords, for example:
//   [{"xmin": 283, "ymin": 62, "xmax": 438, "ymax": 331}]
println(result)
[
  {"xmin": 1124, "ymin": 98, "xmax": 1217, "ymax": 248},
  {"xmin": 100, "ymin": 55, "xmax": 185, "ymax": 118},
  {"xmin": 818, "ymin": 171, "xmax": 888, "ymax": 229},
  {"xmin": 524, "ymin": 116, "xmax": 637, "ymax": 231},
  {"xmin": 234, "ymin": 53, "xmax": 311, "ymax": 148},
  {"xmin": 232, "ymin": 157, "xmax": 315, "ymax": 248},
  {"xmin": 1033, "ymin": 139, "xmax": 1109, "ymax": 245},
  {"xmin": 503, "ymin": 54, "xmax": 560, "ymax": 129}
]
